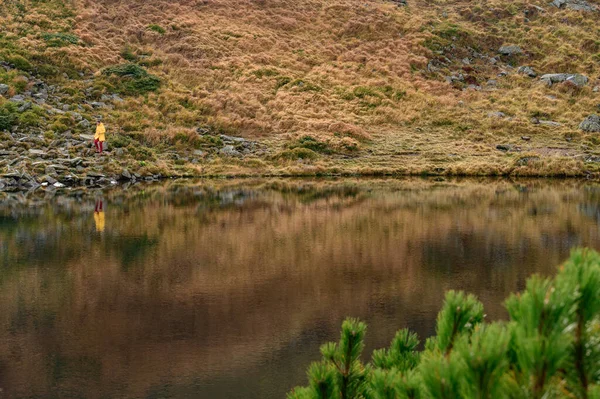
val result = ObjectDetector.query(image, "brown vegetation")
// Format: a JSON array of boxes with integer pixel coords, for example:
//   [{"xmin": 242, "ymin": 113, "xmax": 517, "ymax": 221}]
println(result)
[{"xmin": 1, "ymin": 0, "xmax": 599, "ymax": 176}]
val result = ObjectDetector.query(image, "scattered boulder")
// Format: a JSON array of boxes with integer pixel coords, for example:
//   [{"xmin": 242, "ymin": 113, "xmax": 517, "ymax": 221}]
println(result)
[
  {"xmin": 496, "ymin": 144, "xmax": 513, "ymax": 152},
  {"xmin": 517, "ymin": 66, "xmax": 537, "ymax": 77},
  {"xmin": 540, "ymin": 73, "xmax": 588, "ymax": 87},
  {"xmin": 498, "ymin": 45, "xmax": 522, "ymax": 56},
  {"xmin": 0, "ymin": 84, "xmax": 8, "ymax": 95},
  {"xmin": 220, "ymin": 134, "xmax": 246, "ymax": 143},
  {"xmin": 219, "ymin": 145, "xmax": 241, "ymax": 157},
  {"xmin": 488, "ymin": 111, "xmax": 506, "ymax": 118},
  {"xmin": 579, "ymin": 115, "xmax": 600, "ymax": 132},
  {"xmin": 552, "ymin": 0, "xmax": 598, "ymax": 11},
  {"xmin": 17, "ymin": 102, "xmax": 32, "ymax": 113},
  {"xmin": 28, "ymin": 149, "xmax": 47, "ymax": 157},
  {"xmin": 78, "ymin": 119, "xmax": 91, "ymax": 129},
  {"xmin": 9, "ymin": 95, "xmax": 25, "ymax": 103}
]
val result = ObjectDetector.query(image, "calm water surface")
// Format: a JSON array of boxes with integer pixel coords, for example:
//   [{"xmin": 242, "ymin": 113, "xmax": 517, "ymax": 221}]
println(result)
[{"xmin": 1, "ymin": 178, "xmax": 600, "ymax": 398}]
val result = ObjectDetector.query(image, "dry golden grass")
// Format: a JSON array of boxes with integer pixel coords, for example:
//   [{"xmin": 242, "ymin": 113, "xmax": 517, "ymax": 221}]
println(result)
[{"xmin": 1, "ymin": 0, "xmax": 599, "ymax": 176}]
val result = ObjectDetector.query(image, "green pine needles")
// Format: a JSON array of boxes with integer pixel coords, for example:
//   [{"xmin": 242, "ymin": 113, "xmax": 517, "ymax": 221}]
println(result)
[{"xmin": 289, "ymin": 248, "xmax": 600, "ymax": 399}]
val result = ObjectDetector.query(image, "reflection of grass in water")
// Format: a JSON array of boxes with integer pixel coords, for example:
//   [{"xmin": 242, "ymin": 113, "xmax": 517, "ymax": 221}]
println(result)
[{"xmin": 110, "ymin": 235, "xmax": 159, "ymax": 271}]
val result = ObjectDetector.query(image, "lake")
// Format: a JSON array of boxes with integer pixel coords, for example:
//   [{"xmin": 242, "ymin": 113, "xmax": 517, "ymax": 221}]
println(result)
[{"xmin": 1, "ymin": 178, "xmax": 599, "ymax": 398}]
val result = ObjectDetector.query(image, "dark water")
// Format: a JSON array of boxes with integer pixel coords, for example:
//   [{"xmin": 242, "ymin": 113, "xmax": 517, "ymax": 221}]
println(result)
[{"xmin": 1, "ymin": 178, "xmax": 600, "ymax": 398}]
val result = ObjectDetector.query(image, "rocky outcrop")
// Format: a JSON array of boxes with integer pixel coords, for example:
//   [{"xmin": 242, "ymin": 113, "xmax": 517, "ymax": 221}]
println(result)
[
  {"xmin": 580, "ymin": 115, "xmax": 600, "ymax": 132},
  {"xmin": 517, "ymin": 66, "xmax": 537, "ymax": 77},
  {"xmin": 540, "ymin": 73, "xmax": 588, "ymax": 87},
  {"xmin": 552, "ymin": 0, "xmax": 598, "ymax": 11},
  {"xmin": 498, "ymin": 46, "xmax": 522, "ymax": 56}
]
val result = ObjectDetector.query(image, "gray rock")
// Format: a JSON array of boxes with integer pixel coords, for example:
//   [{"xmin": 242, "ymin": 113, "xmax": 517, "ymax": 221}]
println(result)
[
  {"xmin": 70, "ymin": 112, "xmax": 83, "ymax": 121},
  {"xmin": 219, "ymin": 145, "xmax": 241, "ymax": 157},
  {"xmin": 17, "ymin": 102, "xmax": 31, "ymax": 113},
  {"xmin": 28, "ymin": 149, "xmax": 46, "ymax": 157},
  {"xmin": 486, "ymin": 79, "xmax": 498, "ymax": 86},
  {"xmin": 220, "ymin": 134, "xmax": 246, "ymax": 143},
  {"xmin": 552, "ymin": 0, "xmax": 597, "ymax": 11},
  {"xmin": 594, "ymin": 86, "xmax": 599, "ymax": 92},
  {"xmin": 517, "ymin": 66, "xmax": 537, "ymax": 77},
  {"xmin": 496, "ymin": 144, "xmax": 513, "ymax": 151},
  {"xmin": 580, "ymin": 115, "xmax": 600, "ymax": 132},
  {"xmin": 9, "ymin": 95, "xmax": 25, "ymax": 103},
  {"xmin": 78, "ymin": 119, "xmax": 91, "ymax": 129},
  {"xmin": 0, "ymin": 84, "xmax": 8, "ymax": 95},
  {"xmin": 498, "ymin": 45, "xmax": 522, "ymax": 56},
  {"xmin": 43, "ymin": 175, "xmax": 57, "ymax": 185},
  {"xmin": 90, "ymin": 101, "xmax": 106, "ymax": 109},
  {"xmin": 62, "ymin": 104, "xmax": 71, "ymax": 111},
  {"xmin": 445, "ymin": 74, "xmax": 464, "ymax": 84},
  {"xmin": 540, "ymin": 73, "xmax": 588, "ymax": 87},
  {"xmin": 121, "ymin": 169, "xmax": 132, "ymax": 180},
  {"xmin": 193, "ymin": 149, "xmax": 205, "ymax": 157},
  {"xmin": 566, "ymin": 74, "xmax": 589, "ymax": 87},
  {"xmin": 488, "ymin": 111, "xmax": 506, "ymax": 118}
]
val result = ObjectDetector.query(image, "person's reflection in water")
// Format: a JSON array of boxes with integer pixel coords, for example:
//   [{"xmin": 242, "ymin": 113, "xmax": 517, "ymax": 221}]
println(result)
[{"xmin": 94, "ymin": 200, "xmax": 105, "ymax": 233}]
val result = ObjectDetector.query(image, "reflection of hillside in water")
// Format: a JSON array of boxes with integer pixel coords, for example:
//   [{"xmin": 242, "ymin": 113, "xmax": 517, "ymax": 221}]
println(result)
[{"xmin": 0, "ymin": 178, "xmax": 599, "ymax": 398}]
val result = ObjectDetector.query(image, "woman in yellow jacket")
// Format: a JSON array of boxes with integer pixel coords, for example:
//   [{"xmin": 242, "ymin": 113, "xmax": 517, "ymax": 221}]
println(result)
[{"xmin": 94, "ymin": 120, "xmax": 106, "ymax": 153}]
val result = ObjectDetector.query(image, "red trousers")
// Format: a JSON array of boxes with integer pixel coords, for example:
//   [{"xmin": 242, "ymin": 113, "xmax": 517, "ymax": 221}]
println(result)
[{"xmin": 94, "ymin": 139, "xmax": 104, "ymax": 153}]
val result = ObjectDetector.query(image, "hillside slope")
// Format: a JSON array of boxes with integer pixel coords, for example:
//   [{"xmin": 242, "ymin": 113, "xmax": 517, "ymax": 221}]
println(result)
[{"xmin": 0, "ymin": 0, "xmax": 600, "ymax": 183}]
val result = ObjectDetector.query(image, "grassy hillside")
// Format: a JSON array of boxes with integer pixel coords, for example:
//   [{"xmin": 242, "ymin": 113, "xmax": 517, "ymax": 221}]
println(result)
[{"xmin": 0, "ymin": 0, "xmax": 599, "ymax": 179}]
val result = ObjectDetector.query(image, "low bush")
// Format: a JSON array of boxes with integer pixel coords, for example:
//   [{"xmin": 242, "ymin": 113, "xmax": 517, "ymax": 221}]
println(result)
[
  {"xmin": 277, "ymin": 147, "xmax": 319, "ymax": 160},
  {"xmin": 291, "ymin": 135, "xmax": 333, "ymax": 155},
  {"xmin": 102, "ymin": 63, "xmax": 161, "ymax": 95},
  {"xmin": 41, "ymin": 32, "xmax": 80, "ymax": 47},
  {"xmin": 0, "ymin": 101, "xmax": 18, "ymax": 130},
  {"xmin": 289, "ymin": 248, "xmax": 600, "ymax": 399}
]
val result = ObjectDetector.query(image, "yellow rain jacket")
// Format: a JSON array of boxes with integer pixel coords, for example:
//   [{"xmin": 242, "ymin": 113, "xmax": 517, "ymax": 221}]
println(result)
[
  {"xmin": 95, "ymin": 123, "xmax": 106, "ymax": 142},
  {"xmin": 94, "ymin": 211, "xmax": 105, "ymax": 232}
]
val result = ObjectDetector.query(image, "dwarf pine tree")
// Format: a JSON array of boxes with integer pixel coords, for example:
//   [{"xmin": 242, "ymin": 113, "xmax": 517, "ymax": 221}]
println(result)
[{"xmin": 288, "ymin": 248, "xmax": 600, "ymax": 399}]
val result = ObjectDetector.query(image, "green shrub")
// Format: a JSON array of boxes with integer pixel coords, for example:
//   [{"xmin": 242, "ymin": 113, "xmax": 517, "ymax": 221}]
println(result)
[
  {"xmin": 41, "ymin": 32, "xmax": 80, "ymax": 47},
  {"xmin": 252, "ymin": 68, "xmax": 278, "ymax": 79},
  {"xmin": 292, "ymin": 136, "xmax": 332, "ymax": 154},
  {"xmin": 147, "ymin": 24, "xmax": 166, "ymax": 35},
  {"xmin": 275, "ymin": 76, "xmax": 292, "ymax": 90},
  {"xmin": 0, "ymin": 102, "xmax": 17, "ymax": 130},
  {"xmin": 102, "ymin": 63, "xmax": 161, "ymax": 95},
  {"xmin": 17, "ymin": 110, "xmax": 42, "ymax": 127},
  {"xmin": 50, "ymin": 121, "xmax": 69, "ymax": 133},
  {"xmin": 127, "ymin": 144, "xmax": 155, "ymax": 161},
  {"xmin": 108, "ymin": 133, "xmax": 133, "ymax": 148},
  {"xmin": 5, "ymin": 55, "xmax": 32, "ymax": 72},
  {"xmin": 103, "ymin": 63, "xmax": 148, "ymax": 79},
  {"xmin": 290, "ymin": 248, "xmax": 600, "ymax": 399}
]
